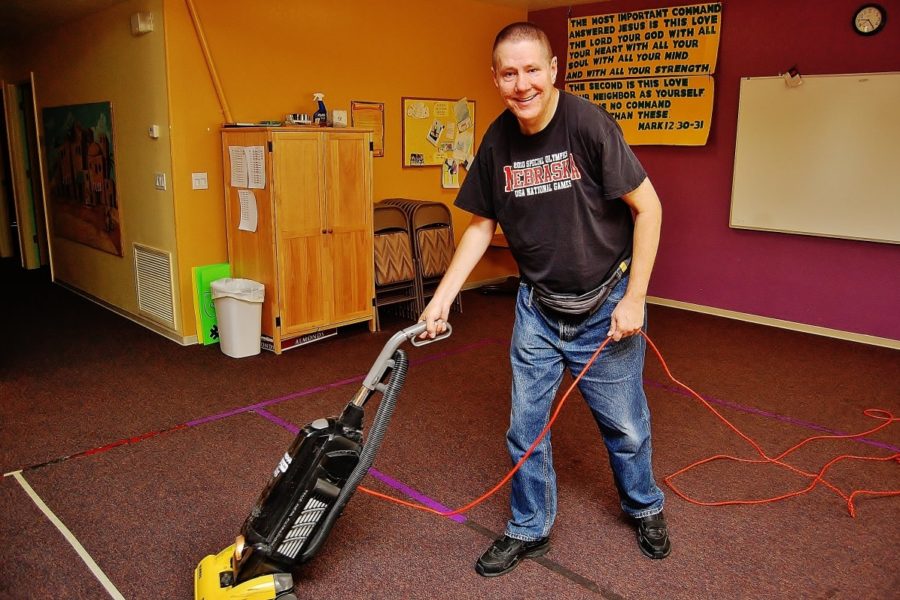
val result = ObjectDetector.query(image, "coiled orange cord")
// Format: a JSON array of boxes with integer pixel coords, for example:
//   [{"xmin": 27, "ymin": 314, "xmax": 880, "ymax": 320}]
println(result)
[{"xmin": 358, "ymin": 332, "xmax": 899, "ymax": 518}]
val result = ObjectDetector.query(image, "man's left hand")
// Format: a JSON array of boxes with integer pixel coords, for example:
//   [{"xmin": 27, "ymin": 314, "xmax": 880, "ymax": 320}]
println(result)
[{"xmin": 608, "ymin": 295, "xmax": 644, "ymax": 341}]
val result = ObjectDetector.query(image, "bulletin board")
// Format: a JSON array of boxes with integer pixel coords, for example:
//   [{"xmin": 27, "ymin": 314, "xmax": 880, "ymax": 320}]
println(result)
[
  {"xmin": 730, "ymin": 73, "xmax": 900, "ymax": 244},
  {"xmin": 402, "ymin": 97, "xmax": 475, "ymax": 167}
]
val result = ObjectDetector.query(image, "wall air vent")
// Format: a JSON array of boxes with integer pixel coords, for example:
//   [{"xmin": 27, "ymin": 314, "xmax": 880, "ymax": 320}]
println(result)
[{"xmin": 133, "ymin": 243, "xmax": 176, "ymax": 330}]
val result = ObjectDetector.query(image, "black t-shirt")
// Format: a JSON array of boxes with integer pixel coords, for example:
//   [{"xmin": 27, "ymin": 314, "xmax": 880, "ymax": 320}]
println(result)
[{"xmin": 455, "ymin": 91, "xmax": 647, "ymax": 295}]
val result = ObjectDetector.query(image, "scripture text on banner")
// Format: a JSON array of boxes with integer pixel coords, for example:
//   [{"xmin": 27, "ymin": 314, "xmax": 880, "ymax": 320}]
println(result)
[
  {"xmin": 565, "ymin": 2, "xmax": 721, "ymax": 145},
  {"xmin": 566, "ymin": 2, "xmax": 722, "ymax": 81},
  {"xmin": 566, "ymin": 75, "xmax": 713, "ymax": 145}
]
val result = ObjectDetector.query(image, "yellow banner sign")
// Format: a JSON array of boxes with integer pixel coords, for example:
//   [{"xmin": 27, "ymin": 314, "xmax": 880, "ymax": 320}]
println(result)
[
  {"xmin": 566, "ymin": 2, "xmax": 721, "ymax": 81},
  {"xmin": 566, "ymin": 76, "xmax": 714, "ymax": 146}
]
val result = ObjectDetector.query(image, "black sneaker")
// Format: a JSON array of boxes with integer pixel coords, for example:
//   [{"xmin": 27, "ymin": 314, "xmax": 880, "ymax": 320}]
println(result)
[
  {"xmin": 635, "ymin": 511, "xmax": 671, "ymax": 559},
  {"xmin": 475, "ymin": 534, "xmax": 550, "ymax": 577}
]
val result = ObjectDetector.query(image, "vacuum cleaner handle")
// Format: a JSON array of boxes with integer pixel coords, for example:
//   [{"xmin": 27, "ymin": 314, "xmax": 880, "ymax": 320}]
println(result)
[
  {"xmin": 407, "ymin": 321, "xmax": 452, "ymax": 347},
  {"xmin": 360, "ymin": 322, "xmax": 452, "ymax": 391}
]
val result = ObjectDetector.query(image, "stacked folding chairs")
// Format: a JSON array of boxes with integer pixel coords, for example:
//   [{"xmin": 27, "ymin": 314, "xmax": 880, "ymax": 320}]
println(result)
[{"xmin": 372, "ymin": 198, "xmax": 462, "ymax": 329}]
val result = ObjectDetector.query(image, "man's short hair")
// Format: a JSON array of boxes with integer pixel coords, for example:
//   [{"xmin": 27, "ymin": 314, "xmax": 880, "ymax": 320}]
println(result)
[{"xmin": 492, "ymin": 22, "xmax": 554, "ymax": 67}]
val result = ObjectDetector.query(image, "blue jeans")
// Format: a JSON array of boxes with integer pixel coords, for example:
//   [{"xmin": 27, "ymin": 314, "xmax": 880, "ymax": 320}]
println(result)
[{"xmin": 505, "ymin": 276, "xmax": 664, "ymax": 542}]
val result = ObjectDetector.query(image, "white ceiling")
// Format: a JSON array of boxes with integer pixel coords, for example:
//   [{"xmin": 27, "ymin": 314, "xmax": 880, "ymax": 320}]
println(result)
[{"xmin": 0, "ymin": 0, "xmax": 608, "ymax": 45}]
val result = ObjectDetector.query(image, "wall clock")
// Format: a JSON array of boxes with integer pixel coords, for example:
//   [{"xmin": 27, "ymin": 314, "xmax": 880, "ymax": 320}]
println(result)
[{"xmin": 853, "ymin": 4, "xmax": 886, "ymax": 35}]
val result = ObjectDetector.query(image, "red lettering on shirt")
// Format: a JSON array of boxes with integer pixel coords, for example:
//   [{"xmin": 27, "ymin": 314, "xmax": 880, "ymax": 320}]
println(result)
[{"xmin": 503, "ymin": 154, "xmax": 582, "ymax": 192}]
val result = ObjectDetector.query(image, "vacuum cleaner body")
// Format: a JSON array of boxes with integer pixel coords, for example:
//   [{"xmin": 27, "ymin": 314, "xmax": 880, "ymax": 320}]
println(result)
[
  {"xmin": 236, "ymin": 411, "xmax": 364, "ymax": 580},
  {"xmin": 195, "ymin": 323, "xmax": 451, "ymax": 600}
]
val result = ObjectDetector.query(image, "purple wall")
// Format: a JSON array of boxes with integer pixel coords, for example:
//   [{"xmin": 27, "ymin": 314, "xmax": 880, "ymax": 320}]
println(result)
[{"xmin": 530, "ymin": 0, "xmax": 900, "ymax": 340}]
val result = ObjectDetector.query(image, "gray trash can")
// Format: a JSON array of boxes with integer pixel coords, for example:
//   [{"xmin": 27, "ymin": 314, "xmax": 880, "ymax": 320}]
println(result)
[{"xmin": 210, "ymin": 278, "xmax": 265, "ymax": 358}]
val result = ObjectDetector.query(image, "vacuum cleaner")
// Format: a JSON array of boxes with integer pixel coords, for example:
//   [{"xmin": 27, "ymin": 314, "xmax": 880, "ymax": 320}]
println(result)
[{"xmin": 194, "ymin": 322, "xmax": 452, "ymax": 600}]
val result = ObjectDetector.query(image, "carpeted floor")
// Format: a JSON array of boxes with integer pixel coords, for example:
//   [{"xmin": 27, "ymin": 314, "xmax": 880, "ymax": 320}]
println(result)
[{"xmin": 1, "ymin": 257, "xmax": 898, "ymax": 599}]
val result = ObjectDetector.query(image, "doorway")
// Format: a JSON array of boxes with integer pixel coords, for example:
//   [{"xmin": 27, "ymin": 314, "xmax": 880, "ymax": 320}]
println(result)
[{"xmin": 2, "ymin": 74, "xmax": 50, "ymax": 273}]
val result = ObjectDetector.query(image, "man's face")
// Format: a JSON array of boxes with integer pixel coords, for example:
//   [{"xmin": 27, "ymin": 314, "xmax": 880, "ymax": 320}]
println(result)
[{"xmin": 492, "ymin": 38, "xmax": 558, "ymax": 134}]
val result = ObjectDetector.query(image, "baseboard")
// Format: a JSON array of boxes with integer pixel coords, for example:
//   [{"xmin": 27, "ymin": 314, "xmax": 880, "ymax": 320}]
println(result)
[
  {"xmin": 647, "ymin": 296, "xmax": 899, "ymax": 350},
  {"xmin": 55, "ymin": 280, "xmax": 198, "ymax": 346}
]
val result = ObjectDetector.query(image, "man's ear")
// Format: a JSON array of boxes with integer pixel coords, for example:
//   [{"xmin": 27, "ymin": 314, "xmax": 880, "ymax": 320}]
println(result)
[
  {"xmin": 550, "ymin": 56, "xmax": 558, "ymax": 83},
  {"xmin": 491, "ymin": 67, "xmax": 500, "ymax": 89}
]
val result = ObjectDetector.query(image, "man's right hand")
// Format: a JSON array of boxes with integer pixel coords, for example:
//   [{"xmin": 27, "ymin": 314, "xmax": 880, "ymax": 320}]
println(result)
[{"xmin": 419, "ymin": 299, "xmax": 451, "ymax": 338}]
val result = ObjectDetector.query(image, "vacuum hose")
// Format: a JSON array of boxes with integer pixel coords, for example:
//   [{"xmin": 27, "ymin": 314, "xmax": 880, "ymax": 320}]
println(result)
[{"xmin": 298, "ymin": 349, "xmax": 409, "ymax": 561}]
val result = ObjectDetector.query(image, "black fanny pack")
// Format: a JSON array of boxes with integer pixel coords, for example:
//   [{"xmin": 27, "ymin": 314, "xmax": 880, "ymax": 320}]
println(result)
[{"xmin": 533, "ymin": 259, "xmax": 630, "ymax": 317}]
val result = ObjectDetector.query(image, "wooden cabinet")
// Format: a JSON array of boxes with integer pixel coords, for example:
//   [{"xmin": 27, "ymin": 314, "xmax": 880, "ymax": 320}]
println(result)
[{"xmin": 222, "ymin": 127, "xmax": 375, "ymax": 353}]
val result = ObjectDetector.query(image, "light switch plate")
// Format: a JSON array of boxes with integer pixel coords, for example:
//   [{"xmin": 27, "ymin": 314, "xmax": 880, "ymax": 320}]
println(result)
[
  {"xmin": 191, "ymin": 172, "xmax": 209, "ymax": 190},
  {"xmin": 154, "ymin": 173, "xmax": 166, "ymax": 190}
]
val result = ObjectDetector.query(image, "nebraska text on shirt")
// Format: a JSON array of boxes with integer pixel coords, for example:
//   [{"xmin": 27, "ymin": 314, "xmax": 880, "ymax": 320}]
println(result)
[{"xmin": 503, "ymin": 154, "xmax": 582, "ymax": 193}]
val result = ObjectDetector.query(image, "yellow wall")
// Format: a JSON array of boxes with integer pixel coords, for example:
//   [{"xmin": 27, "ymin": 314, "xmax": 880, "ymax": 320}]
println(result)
[
  {"xmin": 165, "ymin": 0, "xmax": 522, "ymax": 335},
  {"xmin": 7, "ymin": 0, "xmax": 524, "ymax": 343},
  {"xmin": 19, "ymin": 0, "xmax": 180, "ymax": 328}
]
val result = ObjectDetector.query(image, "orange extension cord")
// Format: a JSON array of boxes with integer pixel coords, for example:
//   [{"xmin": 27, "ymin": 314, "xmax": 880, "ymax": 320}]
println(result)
[{"xmin": 358, "ymin": 331, "xmax": 899, "ymax": 518}]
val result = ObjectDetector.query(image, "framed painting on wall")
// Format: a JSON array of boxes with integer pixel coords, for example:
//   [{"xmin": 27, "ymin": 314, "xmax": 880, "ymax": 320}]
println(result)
[
  {"xmin": 41, "ymin": 101, "xmax": 122, "ymax": 256},
  {"xmin": 351, "ymin": 100, "xmax": 385, "ymax": 157}
]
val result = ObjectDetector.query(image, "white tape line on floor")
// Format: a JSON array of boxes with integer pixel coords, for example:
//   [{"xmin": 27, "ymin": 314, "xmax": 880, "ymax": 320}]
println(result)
[{"xmin": 6, "ymin": 470, "xmax": 126, "ymax": 600}]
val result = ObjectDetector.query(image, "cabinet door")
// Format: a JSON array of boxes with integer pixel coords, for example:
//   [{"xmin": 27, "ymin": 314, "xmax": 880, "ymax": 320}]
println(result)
[
  {"xmin": 324, "ymin": 132, "xmax": 373, "ymax": 323},
  {"xmin": 272, "ymin": 133, "xmax": 328, "ymax": 334}
]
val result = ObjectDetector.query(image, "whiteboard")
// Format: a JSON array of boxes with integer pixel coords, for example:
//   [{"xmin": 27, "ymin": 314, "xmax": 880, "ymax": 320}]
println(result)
[{"xmin": 730, "ymin": 73, "xmax": 900, "ymax": 244}]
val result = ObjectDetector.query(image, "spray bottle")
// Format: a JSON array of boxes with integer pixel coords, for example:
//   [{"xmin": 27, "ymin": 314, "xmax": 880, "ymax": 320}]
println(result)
[{"xmin": 313, "ymin": 93, "xmax": 327, "ymax": 126}]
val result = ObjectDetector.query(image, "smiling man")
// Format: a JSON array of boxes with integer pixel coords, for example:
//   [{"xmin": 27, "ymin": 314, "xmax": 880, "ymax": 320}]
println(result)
[{"xmin": 419, "ymin": 22, "xmax": 669, "ymax": 576}]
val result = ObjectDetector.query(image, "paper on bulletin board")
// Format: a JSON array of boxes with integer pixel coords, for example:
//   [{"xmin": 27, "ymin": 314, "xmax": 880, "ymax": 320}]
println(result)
[
  {"xmin": 442, "ymin": 158, "xmax": 460, "ymax": 189},
  {"xmin": 402, "ymin": 97, "xmax": 475, "ymax": 167},
  {"xmin": 192, "ymin": 263, "xmax": 232, "ymax": 345}
]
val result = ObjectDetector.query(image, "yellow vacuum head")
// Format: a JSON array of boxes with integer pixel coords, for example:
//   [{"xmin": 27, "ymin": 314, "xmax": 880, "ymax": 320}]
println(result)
[{"xmin": 194, "ymin": 543, "xmax": 295, "ymax": 600}]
